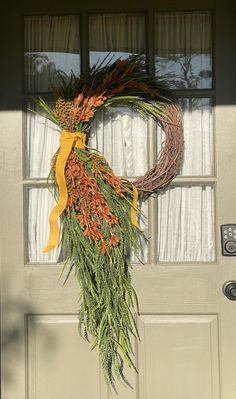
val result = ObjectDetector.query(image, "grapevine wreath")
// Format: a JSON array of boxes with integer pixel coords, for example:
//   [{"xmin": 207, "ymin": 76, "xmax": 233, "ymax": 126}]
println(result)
[{"xmin": 35, "ymin": 55, "xmax": 184, "ymax": 389}]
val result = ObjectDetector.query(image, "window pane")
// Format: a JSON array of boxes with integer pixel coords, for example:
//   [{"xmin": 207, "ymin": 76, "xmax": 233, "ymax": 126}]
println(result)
[
  {"xmin": 25, "ymin": 103, "xmax": 60, "ymax": 178},
  {"xmin": 89, "ymin": 108, "xmax": 148, "ymax": 177},
  {"xmin": 157, "ymin": 98, "xmax": 213, "ymax": 176},
  {"xmin": 24, "ymin": 15, "xmax": 80, "ymax": 93},
  {"xmin": 89, "ymin": 13, "xmax": 146, "ymax": 66},
  {"xmin": 27, "ymin": 188, "xmax": 63, "ymax": 263},
  {"xmin": 157, "ymin": 185, "xmax": 215, "ymax": 262},
  {"xmin": 155, "ymin": 12, "xmax": 212, "ymax": 89}
]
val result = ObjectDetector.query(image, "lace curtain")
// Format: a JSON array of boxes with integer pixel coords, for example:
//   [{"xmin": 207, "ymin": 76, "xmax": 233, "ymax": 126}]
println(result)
[{"xmin": 25, "ymin": 12, "xmax": 214, "ymax": 263}]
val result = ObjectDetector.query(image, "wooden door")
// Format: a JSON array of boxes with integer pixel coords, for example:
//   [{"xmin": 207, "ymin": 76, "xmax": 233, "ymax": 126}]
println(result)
[{"xmin": 1, "ymin": 1, "xmax": 236, "ymax": 398}]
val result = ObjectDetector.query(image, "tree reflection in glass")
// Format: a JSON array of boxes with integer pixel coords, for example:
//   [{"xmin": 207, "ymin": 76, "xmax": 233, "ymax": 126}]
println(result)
[
  {"xmin": 156, "ymin": 53, "xmax": 212, "ymax": 89},
  {"xmin": 154, "ymin": 11, "xmax": 212, "ymax": 89}
]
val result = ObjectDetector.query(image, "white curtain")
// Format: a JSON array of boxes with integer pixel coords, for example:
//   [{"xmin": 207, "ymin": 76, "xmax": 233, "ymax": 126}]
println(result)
[
  {"xmin": 154, "ymin": 12, "xmax": 212, "ymax": 89},
  {"xmin": 26, "ymin": 104, "xmax": 61, "ymax": 178},
  {"xmin": 26, "ymin": 106, "xmax": 62, "ymax": 263},
  {"xmin": 89, "ymin": 108, "xmax": 148, "ymax": 177},
  {"xmin": 89, "ymin": 13, "xmax": 145, "ymax": 66},
  {"xmin": 157, "ymin": 186, "xmax": 215, "ymax": 262},
  {"xmin": 24, "ymin": 15, "xmax": 80, "ymax": 92},
  {"xmin": 28, "ymin": 188, "xmax": 63, "ymax": 263},
  {"xmin": 156, "ymin": 98, "xmax": 214, "ymax": 261}
]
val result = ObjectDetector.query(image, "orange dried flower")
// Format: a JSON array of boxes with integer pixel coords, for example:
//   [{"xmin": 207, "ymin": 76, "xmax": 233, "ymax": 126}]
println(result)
[
  {"xmin": 110, "ymin": 234, "xmax": 120, "ymax": 247},
  {"xmin": 74, "ymin": 93, "xmax": 83, "ymax": 106},
  {"xmin": 101, "ymin": 241, "xmax": 108, "ymax": 254},
  {"xmin": 65, "ymin": 151, "xmax": 121, "ymax": 245}
]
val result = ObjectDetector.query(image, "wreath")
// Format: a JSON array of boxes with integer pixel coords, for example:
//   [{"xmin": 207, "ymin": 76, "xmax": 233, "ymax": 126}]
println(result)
[{"xmin": 35, "ymin": 55, "xmax": 184, "ymax": 390}]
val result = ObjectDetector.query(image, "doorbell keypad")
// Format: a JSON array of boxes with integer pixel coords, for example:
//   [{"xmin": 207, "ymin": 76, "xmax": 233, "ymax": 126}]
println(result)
[{"xmin": 221, "ymin": 224, "xmax": 236, "ymax": 256}]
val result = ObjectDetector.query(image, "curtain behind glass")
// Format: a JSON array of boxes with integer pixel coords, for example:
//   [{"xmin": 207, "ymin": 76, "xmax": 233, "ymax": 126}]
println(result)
[
  {"xmin": 28, "ymin": 188, "xmax": 63, "ymax": 263},
  {"xmin": 155, "ymin": 12, "xmax": 212, "ymax": 89},
  {"xmin": 24, "ymin": 15, "xmax": 80, "ymax": 93},
  {"xmin": 89, "ymin": 108, "xmax": 148, "ymax": 177},
  {"xmin": 26, "ymin": 103, "xmax": 60, "ymax": 178},
  {"xmin": 89, "ymin": 13, "xmax": 146, "ymax": 66},
  {"xmin": 88, "ymin": 13, "xmax": 147, "ymax": 176},
  {"xmin": 157, "ymin": 185, "xmax": 215, "ymax": 262},
  {"xmin": 156, "ymin": 100, "xmax": 215, "ymax": 261}
]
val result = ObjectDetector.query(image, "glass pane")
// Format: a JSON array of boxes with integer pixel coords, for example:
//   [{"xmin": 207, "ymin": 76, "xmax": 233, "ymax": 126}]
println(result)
[
  {"xmin": 155, "ymin": 12, "xmax": 212, "ymax": 89},
  {"xmin": 157, "ymin": 185, "xmax": 215, "ymax": 262},
  {"xmin": 25, "ymin": 103, "xmax": 60, "ymax": 178},
  {"xmin": 157, "ymin": 98, "xmax": 213, "ymax": 176},
  {"xmin": 89, "ymin": 13, "xmax": 146, "ymax": 66},
  {"xmin": 89, "ymin": 108, "xmax": 148, "ymax": 177},
  {"xmin": 27, "ymin": 188, "xmax": 63, "ymax": 263},
  {"xmin": 24, "ymin": 15, "xmax": 80, "ymax": 93}
]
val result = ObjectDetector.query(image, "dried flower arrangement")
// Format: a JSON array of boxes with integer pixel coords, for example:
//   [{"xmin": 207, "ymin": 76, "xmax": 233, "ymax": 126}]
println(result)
[{"xmin": 34, "ymin": 55, "xmax": 184, "ymax": 390}]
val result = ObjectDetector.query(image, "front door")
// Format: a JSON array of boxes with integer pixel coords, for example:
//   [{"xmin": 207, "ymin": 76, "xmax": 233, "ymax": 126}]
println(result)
[{"xmin": 1, "ymin": 1, "xmax": 236, "ymax": 398}]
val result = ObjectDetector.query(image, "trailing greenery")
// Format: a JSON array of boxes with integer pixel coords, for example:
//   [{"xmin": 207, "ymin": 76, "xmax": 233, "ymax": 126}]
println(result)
[{"xmin": 48, "ymin": 146, "xmax": 143, "ymax": 389}]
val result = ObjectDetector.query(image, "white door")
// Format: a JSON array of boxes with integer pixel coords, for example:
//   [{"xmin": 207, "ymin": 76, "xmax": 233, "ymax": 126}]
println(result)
[{"xmin": 1, "ymin": 2, "xmax": 236, "ymax": 398}]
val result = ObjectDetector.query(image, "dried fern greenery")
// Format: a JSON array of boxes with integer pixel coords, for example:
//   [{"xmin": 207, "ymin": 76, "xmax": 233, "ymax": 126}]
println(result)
[{"xmin": 35, "ymin": 55, "xmax": 184, "ymax": 390}]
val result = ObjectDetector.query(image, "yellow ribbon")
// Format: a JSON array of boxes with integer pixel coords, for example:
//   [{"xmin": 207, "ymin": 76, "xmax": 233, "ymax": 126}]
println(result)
[
  {"xmin": 130, "ymin": 185, "xmax": 141, "ymax": 230},
  {"xmin": 43, "ymin": 131, "xmax": 86, "ymax": 253}
]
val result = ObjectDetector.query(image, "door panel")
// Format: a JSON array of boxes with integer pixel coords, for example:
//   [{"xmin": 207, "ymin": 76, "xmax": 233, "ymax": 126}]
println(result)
[
  {"xmin": 138, "ymin": 314, "xmax": 220, "ymax": 399},
  {"xmin": 27, "ymin": 315, "xmax": 100, "ymax": 399},
  {"xmin": 1, "ymin": 1, "xmax": 236, "ymax": 399}
]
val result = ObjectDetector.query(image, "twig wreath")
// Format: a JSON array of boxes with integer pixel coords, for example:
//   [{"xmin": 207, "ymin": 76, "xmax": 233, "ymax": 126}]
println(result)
[{"xmin": 35, "ymin": 55, "xmax": 184, "ymax": 390}]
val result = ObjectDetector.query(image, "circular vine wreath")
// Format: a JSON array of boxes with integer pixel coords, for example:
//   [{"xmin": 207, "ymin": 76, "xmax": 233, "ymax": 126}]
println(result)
[
  {"xmin": 35, "ymin": 55, "xmax": 184, "ymax": 391},
  {"xmin": 134, "ymin": 102, "xmax": 183, "ymax": 198}
]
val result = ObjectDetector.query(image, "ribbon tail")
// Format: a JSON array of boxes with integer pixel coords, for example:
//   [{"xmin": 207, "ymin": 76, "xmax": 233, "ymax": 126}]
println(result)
[
  {"xmin": 43, "ymin": 136, "xmax": 74, "ymax": 253},
  {"xmin": 43, "ymin": 206, "xmax": 63, "ymax": 253},
  {"xmin": 130, "ymin": 186, "xmax": 141, "ymax": 231}
]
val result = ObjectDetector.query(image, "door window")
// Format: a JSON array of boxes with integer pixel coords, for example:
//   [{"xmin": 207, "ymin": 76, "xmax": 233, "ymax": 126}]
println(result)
[{"xmin": 24, "ymin": 10, "xmax": 214, "ymax": 264}]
